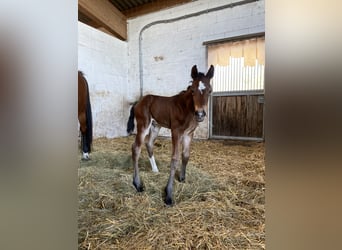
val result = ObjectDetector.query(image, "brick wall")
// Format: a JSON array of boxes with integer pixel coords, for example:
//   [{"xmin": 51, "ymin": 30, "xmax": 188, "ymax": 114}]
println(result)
[
  {"xmin": 78, "ymin": 0, "xmax": 265, "ymax": 139},
  {"xmin": 127, "ymin": 0, "xmax": 265, "ymax": 138},
  {"xmin": 78, "ymin": 22, "xmax": 128, "ymax": 138}
]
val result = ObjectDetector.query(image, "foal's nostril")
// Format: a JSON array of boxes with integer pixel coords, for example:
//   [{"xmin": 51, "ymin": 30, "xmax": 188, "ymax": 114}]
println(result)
[{"xmin": 195, "ymin": 110, "xmax": 206, "ymax": 118}]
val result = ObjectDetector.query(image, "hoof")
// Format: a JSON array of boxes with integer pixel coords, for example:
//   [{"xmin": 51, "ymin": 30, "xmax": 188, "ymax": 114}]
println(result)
[
  {"xmin": 175, "ymin": 171, "xmax": 185, "ymax": 182},
  {"xmin": 178, "ymin": 176, "xmax": 185, "ymax": 182},
  {"xmin": 82, "ymin": 152, "xmax": 90, "ymax": 160},
  {"xmin": 164, "ymin": 187, "xmax": 173, "ymax": 206},
  {"xmin": 133, "ymin": 181, "xmax": 144, "ymax": 192},
  {"xmin": 164, "ymin": 196, "xmax": 173, "ymax": 206}
]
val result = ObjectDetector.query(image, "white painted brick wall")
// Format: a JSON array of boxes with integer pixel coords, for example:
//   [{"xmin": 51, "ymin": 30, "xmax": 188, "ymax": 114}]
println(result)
[
  {"xmin": 78, "ymin": 22, "xmax": 128, "ymax": 138},
  {"xmin": 78, "ymin": 0, "xmax": 264, "ymax": 139},
  {"xmin": 127, "ymin": 0, "xmax": 265, "ymax": 138}
]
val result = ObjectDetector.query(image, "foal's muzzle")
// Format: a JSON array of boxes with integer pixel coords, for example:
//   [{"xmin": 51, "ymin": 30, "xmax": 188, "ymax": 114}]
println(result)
[{"xmin": 195, "ymin": 110, "xmax": 206, "ymax": 122}]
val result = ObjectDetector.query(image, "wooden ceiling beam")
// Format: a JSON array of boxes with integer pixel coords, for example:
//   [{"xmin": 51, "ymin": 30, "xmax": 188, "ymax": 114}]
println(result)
[
  {"xmin": 123, "ymin": 0, "xmax": 193, "ymax": 19},
  {"xmin": 79, "ymin": 0, "xmax": 127, "ymax": 40}
]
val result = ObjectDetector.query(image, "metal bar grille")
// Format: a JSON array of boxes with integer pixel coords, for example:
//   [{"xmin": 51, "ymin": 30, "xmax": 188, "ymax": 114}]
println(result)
[{"xmin": 212, "ymin": 57, "xmax": 265, "ymax": 93}]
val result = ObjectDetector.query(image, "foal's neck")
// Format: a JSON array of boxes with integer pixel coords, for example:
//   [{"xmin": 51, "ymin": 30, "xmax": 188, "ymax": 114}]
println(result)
[{"xmin": 178, "ymin": 88, "xmax": 195, "ymax": 112}]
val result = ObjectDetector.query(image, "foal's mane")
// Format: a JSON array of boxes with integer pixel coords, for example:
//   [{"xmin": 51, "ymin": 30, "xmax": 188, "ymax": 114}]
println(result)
[
  {"xmin": 178, "ymin": 72, "xmax": 206, "ymax": 95},
  {"xmin": 197, "ymin": 72, "xmax": 205, "ymax": 78},
  {"xmin": 179, "ymin": 85, "xmax": 192, "ymax": 95}
]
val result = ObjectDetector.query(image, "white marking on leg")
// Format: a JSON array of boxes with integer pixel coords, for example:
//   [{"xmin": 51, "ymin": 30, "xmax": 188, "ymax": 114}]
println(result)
[
  {"xmin": 198, "ymin": 81, "xmax": 206, "ymax": 94},
  {"xmin": 142, "ymin": 119, "xmax": 153, "ymax": 137},
  {"xmin": 149, "ymin": 155, "xmax": 159, "ymax": 172},
  {"xmin": 183, "ymin": 135, "xmax": 192, "ymax": 149},
  {"xmin": 82, "ymin": 152, "xmax": 89, "ymax": 160}
]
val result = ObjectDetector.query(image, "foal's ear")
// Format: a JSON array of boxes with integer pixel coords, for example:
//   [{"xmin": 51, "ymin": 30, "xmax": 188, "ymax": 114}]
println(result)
[
  {"xmin": 191, "ymin": 65, "xmax": 198, "ymax": 79},
  {"xmin": 206, "ymin": 65, "xmax": 214, "ymax": 79}
]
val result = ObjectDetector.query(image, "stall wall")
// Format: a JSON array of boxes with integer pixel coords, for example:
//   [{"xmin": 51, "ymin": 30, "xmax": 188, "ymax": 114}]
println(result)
[
  {"xmin": 78, "ymin": 22, "xmax": 128, "ymax": 138},
  {"xmin": 78, "ymin": 0, "xmax": 265, "ymax": 139},
  {"xmin": 127, "ymin": 0, "xmax": 265, "ymax": 138}
]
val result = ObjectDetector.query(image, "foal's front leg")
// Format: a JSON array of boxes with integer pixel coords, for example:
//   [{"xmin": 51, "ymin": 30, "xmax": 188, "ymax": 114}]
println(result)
[
  {"xmin": 164, "ymin": 132, "xmax": 181, "ymax": 205},
  {"xmin": 179, "ymin": 133, "xmax": 193, "ymax": 182}
]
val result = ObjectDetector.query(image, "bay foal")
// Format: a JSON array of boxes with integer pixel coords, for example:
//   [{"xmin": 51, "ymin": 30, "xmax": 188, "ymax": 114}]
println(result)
[{"xmin": 127, "ymin": 65, "xmax": 214, "ymax": 205}]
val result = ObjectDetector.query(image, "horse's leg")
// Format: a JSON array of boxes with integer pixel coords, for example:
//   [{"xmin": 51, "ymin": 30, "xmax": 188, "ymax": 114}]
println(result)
[
  {"xmin": 132, "ymin": 118, "xmax": 152, "ymax": 192},
  {"xmin": 145, "ymin": 120, "xmax": 160, "ymax": 172},
  {"xmin": 78, "ymin": 112, "xmax": 89, "ymax": 160},
  {"xmin": 81, "ymin": 134, "xmax": 90, "ymax": 160},
  {"xmin": 164, "ymin": 131, "xmax": 181, "ymax": 205},
  {"xmin": 179, "ymin": 133, "xmax": 193, "ymax": 182}
]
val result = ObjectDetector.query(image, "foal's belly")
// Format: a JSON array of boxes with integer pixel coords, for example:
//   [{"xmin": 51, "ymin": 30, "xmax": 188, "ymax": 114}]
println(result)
[
  {"xmin": 152, "ymin": 116, "xmax": 198, "ymax": 135},
  {"xmin": 151, "ymin": 117, "xmax": 170, "ymax": 129}
]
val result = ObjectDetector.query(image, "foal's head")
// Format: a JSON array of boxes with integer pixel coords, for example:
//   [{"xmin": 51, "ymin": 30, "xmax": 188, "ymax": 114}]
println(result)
[{"xmin": 190, "ymin": 65, "xmax": 214, "ymax": 122}]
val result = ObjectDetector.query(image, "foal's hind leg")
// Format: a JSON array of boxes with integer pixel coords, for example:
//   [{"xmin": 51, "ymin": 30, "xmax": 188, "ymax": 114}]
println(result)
[
  {"xmin": 145, "ymin": 120, "xmax": 160, "ymax": 172},
  {"xmin": 132, "ymin": 119, "xmax": 152, "ymax": 192},
  {"xmin": 81, "ymin": 134, "xmax": 90, "ymax": 160}
]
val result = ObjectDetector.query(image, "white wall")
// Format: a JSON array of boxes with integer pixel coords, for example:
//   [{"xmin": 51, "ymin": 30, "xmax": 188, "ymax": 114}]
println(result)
[
  {"xmin": 78, "ymin": 0, "xmax": 265, "ymax": 139},
  {"xmin": 78, "ymin": 22, "xmax": 128, "ymax": 138},
  {"xmin": 127, "ymin": 0, "xmax": 265, "ymax": 138}
]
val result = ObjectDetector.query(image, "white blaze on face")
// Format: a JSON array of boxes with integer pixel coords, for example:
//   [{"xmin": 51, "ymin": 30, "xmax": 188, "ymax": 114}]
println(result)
[{"xmin": 198, "ymin": 82, "xmax": 206, "ymax": 94}]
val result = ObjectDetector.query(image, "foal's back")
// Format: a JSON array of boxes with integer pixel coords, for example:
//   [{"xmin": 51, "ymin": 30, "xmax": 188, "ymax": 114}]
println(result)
[{"xmin": 135, "ymin": 91, "xmax": 193, "ymax": 129}]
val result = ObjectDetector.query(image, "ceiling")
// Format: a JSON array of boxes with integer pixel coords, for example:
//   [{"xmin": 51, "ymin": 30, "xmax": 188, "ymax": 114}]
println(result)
[{"xmin": 78, "ymin": 0, "xmax": 194, "ymax": 40}]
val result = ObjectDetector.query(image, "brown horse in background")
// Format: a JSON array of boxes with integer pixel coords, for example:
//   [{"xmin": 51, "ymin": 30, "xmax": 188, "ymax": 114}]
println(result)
[
  {"xmin": 78, "ymin": 71, "xmax": 93, "ymax": 160},
  {"xmin": 127, "ymin": 65, "xmax": 214, "ymax": 205}
]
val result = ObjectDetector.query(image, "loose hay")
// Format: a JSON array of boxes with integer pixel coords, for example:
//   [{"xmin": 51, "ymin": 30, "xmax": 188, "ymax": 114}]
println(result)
[{"xmin": 79, "ymin": 136, "xmax": 265, "ymax": 249}]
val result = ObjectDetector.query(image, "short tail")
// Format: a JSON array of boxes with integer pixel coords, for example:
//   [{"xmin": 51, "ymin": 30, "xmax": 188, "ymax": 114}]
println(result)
[
  {"xmin": 126, "ymin": 103, "xmax": 136, "ymax": 135},
  {"xmin": 85, "ymin": 82, "xmax": 93, "ymax": 152}
]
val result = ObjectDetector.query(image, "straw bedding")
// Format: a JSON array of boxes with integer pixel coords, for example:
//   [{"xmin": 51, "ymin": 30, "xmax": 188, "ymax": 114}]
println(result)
[{"xmin": 78, "ymin": 136, "xmax": 265, "ymax": 249}]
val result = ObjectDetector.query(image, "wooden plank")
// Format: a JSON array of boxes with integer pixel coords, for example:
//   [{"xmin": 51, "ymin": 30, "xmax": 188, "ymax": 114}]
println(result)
[
  {"xmin": 212, "ymin": 96, "xmax": 221, "ymax": 135},
  {"xmin": 79, "ymin": 0, "xmax": 127, "ymax": 40},
  {"xmin": 238, "ymin": 95, "xmax": 247, "ymax": 136},
  {"xmin": 78, "ymin": 10, "xmax": 101, "ymax": 28},
  {"xmin": 212, "ymin": 96, "xmax": 224, "ymax": 136},
  {"xmin": 123, "ymin": 0, "xmax": 192, "ymax": 18},
  {"xmin": 211, "ymin": 94, "xmax": 264, "ymax": 138},
  {"xmin": 246, "ymin": 95, "xmax": 252, "ymax": 137},
  {"xmin": 228, "ymin": 96, "xmax": 236, "ymax": 136},
  {"xmin": 98, "ymin": 27, "xmax": 117, "ymax": 37},
  {"xmin": 212, "ymin": 97, "xmax": 217, "ymax": 134},
  {"xmin": 256, "ymin": 96, "xmax": 264, "ymax": 137},
  {"xmin": 246, "ymin": 95, "xmax": 263, "ymax": 137},
  {"xmin": 203, "ymin": 33, "xmax": 265, "ymax": 46}
]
